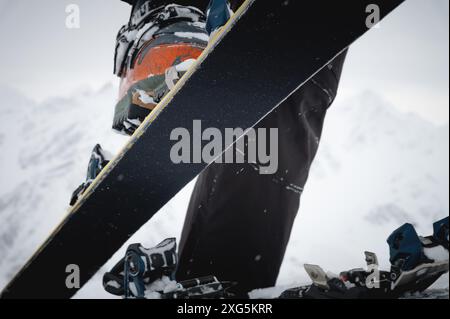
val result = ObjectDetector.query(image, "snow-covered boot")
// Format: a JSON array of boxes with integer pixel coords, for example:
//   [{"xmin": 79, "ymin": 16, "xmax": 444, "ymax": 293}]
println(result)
[{"xmin": 113, "ymin": 2, "xmax": 208, "ymax": 135}]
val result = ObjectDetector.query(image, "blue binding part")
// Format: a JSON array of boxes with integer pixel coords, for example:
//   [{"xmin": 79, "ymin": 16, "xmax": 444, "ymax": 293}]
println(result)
[
  {"xmin": 433, "ymin": 216, "xmax": 449, "ymax": 248},
  {"xmin": 387, "ymin": 223, "xmax": 426, "ymax": 271},
  {"xmin": 206, "ymin": 0, "xmax": 231, "ymax": 34},
  {"xmin": 124, "ymin": 245, "xmax": 147, "ymax": 299}
]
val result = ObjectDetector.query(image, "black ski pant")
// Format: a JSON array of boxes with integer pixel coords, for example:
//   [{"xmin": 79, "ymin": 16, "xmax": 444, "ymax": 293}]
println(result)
[{"xmin": 177, "ymin": 52, "xmax": 347, "ymax": 294}]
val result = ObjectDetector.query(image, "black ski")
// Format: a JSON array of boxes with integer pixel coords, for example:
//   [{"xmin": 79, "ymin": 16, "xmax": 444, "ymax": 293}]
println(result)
[{"xmin": 1, "ymin": 0, "xmax": 404, "ymax": 299}]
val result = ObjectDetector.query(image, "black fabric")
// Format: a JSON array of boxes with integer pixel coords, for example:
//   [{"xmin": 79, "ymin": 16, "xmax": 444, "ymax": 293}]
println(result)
[{"xmin": 176, "ymin": 51, "xmax": 348, "ymax": 294}]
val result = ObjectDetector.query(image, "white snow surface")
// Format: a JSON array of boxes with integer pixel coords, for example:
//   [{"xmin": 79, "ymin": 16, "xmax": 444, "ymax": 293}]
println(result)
[
  {"xmin": 424, "ymin": 246, "xmax": 449, "ymax": 263},
  {"xmin": 0, "ymin": 84, "xmax": 448, "ymax": 299}
]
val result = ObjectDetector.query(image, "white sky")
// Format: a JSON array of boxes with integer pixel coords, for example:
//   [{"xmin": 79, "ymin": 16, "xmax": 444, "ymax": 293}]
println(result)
[
  {"xmin": 0, "ymin": 0, "xmax": 448, "ymax": 124},
  {"xmin": 339, "ymin": 0, "xmax": 449, "ymax": 125}
]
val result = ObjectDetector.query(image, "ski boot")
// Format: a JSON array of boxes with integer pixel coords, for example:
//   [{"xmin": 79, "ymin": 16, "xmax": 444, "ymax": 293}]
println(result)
[
  {"xmin": 113, "ymin": 3, "xmax": 208, "ymax": 135},
  {"xmin": 103, "ymin": 238, "xmax": 236, "ymax": 299},
  {"xmin": 70, "ymin": 144, "xmax": 111, "ymax": 206}
]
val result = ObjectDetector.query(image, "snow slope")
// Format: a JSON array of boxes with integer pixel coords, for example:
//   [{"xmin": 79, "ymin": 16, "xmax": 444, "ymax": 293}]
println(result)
[{"xmin": 0, "ymin": 85, "xmax": 448, "ymax": 298}]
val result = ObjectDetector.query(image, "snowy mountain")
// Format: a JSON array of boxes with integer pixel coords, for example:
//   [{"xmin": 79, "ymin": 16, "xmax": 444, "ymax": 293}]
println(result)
[
  {"xmin": 0, "ymin": 85, "xmax": 448, "ymax": 298},
  {"xmin": 0, "ymin": 84, "xmax": 128, "ymax": 290}
]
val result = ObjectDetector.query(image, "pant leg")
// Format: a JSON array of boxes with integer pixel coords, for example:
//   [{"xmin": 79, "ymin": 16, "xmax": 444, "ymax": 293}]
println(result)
[{"xmin": 176, "ymin": 52, "xmax": 347, "ymax": 294}]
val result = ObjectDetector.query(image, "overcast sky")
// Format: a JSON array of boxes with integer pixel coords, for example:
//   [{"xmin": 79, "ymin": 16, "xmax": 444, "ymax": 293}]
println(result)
[{"xmin": 0, "ymin": 0, "xmax": 448, "ymax": 124}]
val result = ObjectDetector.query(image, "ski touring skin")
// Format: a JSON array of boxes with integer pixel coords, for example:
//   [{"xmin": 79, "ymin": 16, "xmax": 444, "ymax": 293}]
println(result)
[{"xmin": 1, "ymin": 0, "xmax": 405, "ymax": 299}]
